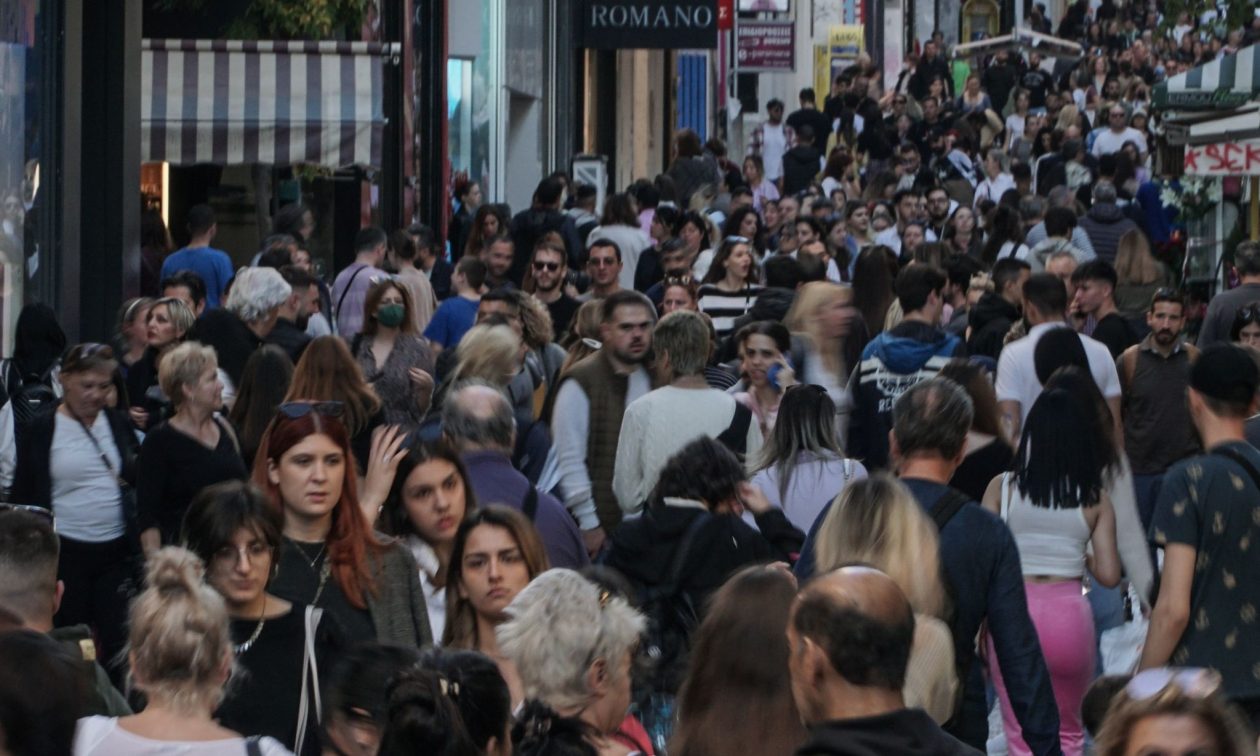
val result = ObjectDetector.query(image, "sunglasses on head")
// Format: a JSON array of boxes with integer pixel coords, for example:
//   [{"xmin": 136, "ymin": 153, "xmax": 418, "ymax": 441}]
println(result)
[
  {"xmin": 724, "ymin": 235, "xmax": 751, "ymax": 245},
  {"xmin": 1125, "ymin": 668, "xmax": 1220, "ymax": 702},
  {"xmin": 278, "ymin": 401, "xmax": 345, "ymax": 420},
  {"xmin": 532, "ymin": 261, "xmax": 561, "ymax": 272},
  {"xmin": 63, "ymin": 342, "xmax": 114, "ymax": 368},
  {"xmin": 0, "ymin": 503, "xmax": 55, "ymax": 526},
  {"xmin": 663, "ymin": 274, "xmax": 693, "ymax": 287}
]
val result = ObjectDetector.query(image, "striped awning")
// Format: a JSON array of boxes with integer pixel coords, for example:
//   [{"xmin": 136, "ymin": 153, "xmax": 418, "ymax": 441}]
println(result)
[
  {"xmin": 1153, "ymin": 44, "xmax": 1260, "ymax": 110},
  {"xmin": 141, "ymin": 39, "xmax": 397, "ymax": 168},
  {"xmin": 951, "ymin": 30, "xmax": 1083, "ymax": 61}
]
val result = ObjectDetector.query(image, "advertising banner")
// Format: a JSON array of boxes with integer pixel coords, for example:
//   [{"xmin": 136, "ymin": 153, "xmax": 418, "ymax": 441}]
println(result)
[{"xmin": 736, "ymin": 21, "xmax": 795, "ymax": 72}]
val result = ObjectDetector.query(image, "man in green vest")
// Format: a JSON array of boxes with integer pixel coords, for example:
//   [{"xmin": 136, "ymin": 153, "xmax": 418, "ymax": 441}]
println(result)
[
  {"xmin": 0, "ymin": 508, "xmax": 131, "ymax": 716},
  {"xmin": 550, "ymin": 290, "xmax": 657, "ymax": 558}
]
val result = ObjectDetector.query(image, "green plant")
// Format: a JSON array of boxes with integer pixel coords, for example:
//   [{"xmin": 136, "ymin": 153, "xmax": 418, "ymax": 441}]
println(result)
[{"xmin": 154, "ymin": 0, "xmax": 369, "ymax": 39}]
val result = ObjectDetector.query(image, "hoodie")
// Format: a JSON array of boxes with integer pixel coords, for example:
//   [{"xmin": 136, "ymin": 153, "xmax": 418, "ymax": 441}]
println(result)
[
  {"xmin": 967, "ymin": 292, "xmax": 1021, "ymax": 359},
  {"xmin": 782, "ymin": 144, "xmax": 823, "ymax": 196},
  {"xmin": 797, "ymin": 710, "xmax": 981, "ymax": 756},
  {"xmin": 1077, "ymin": 201, "xmax": 1138, "ymax": 263},
  {"xmin": 1020, "ymin": 237, "xmax": 1091, "ymax": 272},
  {"xmin": 848, "ymin": 321, "xmax": 962, "ymax": 469}
]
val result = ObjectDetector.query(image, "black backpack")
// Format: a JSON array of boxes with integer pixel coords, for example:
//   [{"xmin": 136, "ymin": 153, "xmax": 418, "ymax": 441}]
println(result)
[{"xmin": 0, "ymin": 360, "xmax": 58, "ymax": 437}]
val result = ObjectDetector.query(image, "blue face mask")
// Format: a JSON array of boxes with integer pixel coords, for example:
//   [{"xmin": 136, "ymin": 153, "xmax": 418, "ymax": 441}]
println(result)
[{"xmin": 376, "ymin": 303, "xmax": 406, "ymax": 328}]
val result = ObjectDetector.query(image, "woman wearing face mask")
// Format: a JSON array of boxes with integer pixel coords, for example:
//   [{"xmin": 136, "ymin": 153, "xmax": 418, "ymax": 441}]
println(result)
[
  {"xmin": 353, "ymin": 279, "xmax": 435, "ymax": 432},
  {"xmin": 255, "ymin": 402, "xmax": 432, "ymax": 648},
  {"xmin": 443, "ymin": 506, "xmax": 551, "ymax": 706},
  {"xmin": 379, "ymin": 441, "xmax": 479, "ymax": 643},
  {"xmin": 182, "ymin": 480, "xmax": 344, "ymax": 756}
]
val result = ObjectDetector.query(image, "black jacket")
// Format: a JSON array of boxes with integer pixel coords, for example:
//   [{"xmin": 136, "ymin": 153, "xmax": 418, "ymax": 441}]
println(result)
[
  {"xmin": 266, "ymin": 317, "xmax": 312, "ymax": 365},
  {"xmin": 782, "ymin": 145, "xmax": 823, "ymax": 196},
  {"xmin": 967, "ymin": 293, "xmax": 1021, "ymax": 360},
  {"xmin": 604, "ymin": 502, "xmax": 803, "ymax": 611},
  {"xmin": 189, "ymin": 309, "xmax": 262, "ymax": 390},
  {"xmin": 12, "ymin": 404, "xmax": 141, "ymax": 542},
  {"xmin": 429, "ymin": 258, "xmax": 454, "ymax": 301},
  {"xmin": 797, "ymin": 711, "xmax": 981, "ymax": 756}
]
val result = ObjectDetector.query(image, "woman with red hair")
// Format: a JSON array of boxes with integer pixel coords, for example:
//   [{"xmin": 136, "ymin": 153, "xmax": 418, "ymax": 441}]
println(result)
[{"xmin": 254, "ymin": 401, "xmax": 432, "ymax": 646}]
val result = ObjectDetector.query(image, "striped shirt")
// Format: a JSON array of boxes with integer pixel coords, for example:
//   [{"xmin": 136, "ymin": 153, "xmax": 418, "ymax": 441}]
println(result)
[{"xmin": 698, "ymin": 284, "xmax": 763, "ymax": 339}]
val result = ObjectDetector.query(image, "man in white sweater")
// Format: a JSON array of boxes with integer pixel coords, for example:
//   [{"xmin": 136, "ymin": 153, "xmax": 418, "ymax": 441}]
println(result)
[{"xmin": 613, "ymin": 310, "xmax": 763, "ymax": 514}]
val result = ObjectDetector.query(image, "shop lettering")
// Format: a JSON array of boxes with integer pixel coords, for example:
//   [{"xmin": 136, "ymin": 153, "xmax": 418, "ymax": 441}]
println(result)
[
  {"xmin": 589, "ymin": 4, "xmax": 715, "ymax": 30},
  {"xmin": 1184, "ymin": 142, "xmax": 1260, "ymax": 176}
]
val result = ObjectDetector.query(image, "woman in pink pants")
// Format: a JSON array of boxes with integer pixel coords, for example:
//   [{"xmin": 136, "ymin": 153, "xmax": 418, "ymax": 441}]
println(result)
[{"xmin": 982, "ymin": 382, "xmax": 1122, "ymax": 755}]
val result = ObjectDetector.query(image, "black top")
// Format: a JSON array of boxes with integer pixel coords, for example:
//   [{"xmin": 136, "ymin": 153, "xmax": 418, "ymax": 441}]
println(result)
[
  {"xmin": 217, "ymin": 604, "xmax": 346, "ymax": 755},
  {"xmin": 270, "ymin": 540, "xmax": 377, "ymax": 642},
  {"xmin": 786, "ymin": 107, "xmax": 833, "ymax": 144},
  {"xmin": 136, "ymin": 419, "xmax": 249, "ymax": 543},
  {"xmin": 950, "ymin": 438, "xmax": 1015, "ymax": 503},
  {"xmin": 796, "ymin": 710, "xmax": 981, "ymax": 756},
  {"xmin": 266, "ymin": 318, "xmax": 313, "ymax": 365},
  {"xmin": 189, "ymin": 308, "xmax": 263, "ymax": 388},
  {"xmin": 1091, "ymin": 312, "xmax": 1139, "ymax": 358},
  {"xmin": 545, "ymin": 295, "xmax": 581, "ymax": 341},
  {"xmin": 124, "ymin": 347, "xmax": 171, "ymax": 425}
]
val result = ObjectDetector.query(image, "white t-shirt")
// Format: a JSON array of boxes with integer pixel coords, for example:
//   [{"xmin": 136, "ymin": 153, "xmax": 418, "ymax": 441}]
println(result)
[
  {"xmin": 994, "ymin": 322, "xmax": 1122, "ymax": 426},
  {"xmin": 74, "ymin": 716, "xmax": 293, "ymax": 755},
  {"xmin": 51, "ymin": 412, "xmax": 126, "ymax": 543},
  {"xmin": 1091, "ymin": 127, "xmax": 1147, "ymax": 157},
  {"xmin": 761, "ymin": 122, "xmax": 787, "ymax": 181}
]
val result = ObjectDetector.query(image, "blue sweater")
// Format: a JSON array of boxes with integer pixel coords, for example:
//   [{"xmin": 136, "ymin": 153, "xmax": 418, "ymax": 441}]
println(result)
[{"xmin": 795, "ymin": 478, "xmax": 1063, "ymax": 756}]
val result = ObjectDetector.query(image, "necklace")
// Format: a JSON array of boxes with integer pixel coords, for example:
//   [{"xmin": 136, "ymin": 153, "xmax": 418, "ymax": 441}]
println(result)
[
  {"xmin": 290, "ymin": 538, "xmax": 327, "ymax": 570},
  {"xmin": 233, "ymin": 598, "xmax": 268, "ymax": 655},
  {"xmin": 288, "ymin": 538, "xmax": 332, "ymax": 606}
]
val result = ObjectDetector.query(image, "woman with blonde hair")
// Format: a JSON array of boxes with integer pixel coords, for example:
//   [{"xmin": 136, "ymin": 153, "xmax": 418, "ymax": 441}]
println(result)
[
  {"xmin": 137, "ymin": 341, "xmax": 248, "ymax": 552},
  {"xmin": 783, "ymin": 281, "xmax": 862, "ymax": 429},
  {"xmin": 1094, "ymin": 669, "xmax": 1257, "ymax": 756},
  {"xmin": 812, "ymin": 473, "xmax": 958, "ymax": 723},
  {"xmin": 1113, "ymin": 229, "xmax": 1171, "ymax": 321},
  {"xmin": 126, "ymin": 295, "xmax": 197, "ymax": 429},
  {"xmin": 286, "ymin": 335, "xmax": 384, "ymax": 475},
  {"xmin": 73, "ymin": 547, "xmax": 292, "ymax": 754}
]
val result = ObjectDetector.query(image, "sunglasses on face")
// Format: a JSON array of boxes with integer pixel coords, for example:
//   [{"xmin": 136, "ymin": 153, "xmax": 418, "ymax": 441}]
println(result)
[
  {"xmin": 532, "ymin": 261, "xmax": 561, "ymax": 272},
  {"xmin": 278, "ymin": 401, "xmax": 345, "ymax": 419}
]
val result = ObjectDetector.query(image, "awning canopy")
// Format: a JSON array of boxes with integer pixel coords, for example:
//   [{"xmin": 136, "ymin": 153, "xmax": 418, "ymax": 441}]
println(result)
[
  {"xmin": 141, "ymin": 39, "xmax": 397, "ymax": 169},
  {"xmin": 951, "ymin": 30, "xmax": 1083, "ymax": 61},
  {"xmin": 1165, "ymin": 104, "xmax": 1260, "ymax": 145},
  {"xmin": 1153, "ymin": 44, "xmax": 1260, "ymax": 110}
]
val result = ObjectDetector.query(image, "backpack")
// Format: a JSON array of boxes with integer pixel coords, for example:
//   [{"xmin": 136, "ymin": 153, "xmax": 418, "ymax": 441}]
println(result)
[
  {"xmin": 927, "ymin": 487, "xmax": 970, "ymax": 723},
  {"xmin": 0, "ymin": 360, "xmax": 58, "ymax": 437}
]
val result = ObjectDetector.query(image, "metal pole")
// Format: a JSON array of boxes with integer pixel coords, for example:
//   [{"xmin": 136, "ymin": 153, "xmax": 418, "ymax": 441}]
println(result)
[{"xmin": 1251, "ymin": 176, "xmax": 1259, "ymax": 242}]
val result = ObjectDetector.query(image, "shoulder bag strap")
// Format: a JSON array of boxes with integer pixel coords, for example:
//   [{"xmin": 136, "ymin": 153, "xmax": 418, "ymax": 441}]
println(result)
[
  {"xmin": 1211, "ymin": 447, "xmax": 1260, "ymax": 492},
  {"xmin": 929, "ymin": 487, "xmax": 971, "ymax": 532},
  {"xmin": 999, "ymin": 472, "xmax": 1013, "ymax": 522},
  {"xmin": 334, "ymin": 264, "xmax": 369, "ymax": 322},
  {"xmin": 293, "ymin": 605, "xmax": 318, "ymax": 755},
  {"xmin": 64, "ymin": 408, "xmax": 123, "ymax": 487},
  {"xmin": 244, "ymin": 736, "xmax": 263, "ymax": 756}
]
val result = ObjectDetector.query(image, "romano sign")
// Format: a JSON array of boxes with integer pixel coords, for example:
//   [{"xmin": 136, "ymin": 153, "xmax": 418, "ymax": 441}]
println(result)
[{"xmin": 577, "ymin": 0, "xmax": 719, "ymax": 49}]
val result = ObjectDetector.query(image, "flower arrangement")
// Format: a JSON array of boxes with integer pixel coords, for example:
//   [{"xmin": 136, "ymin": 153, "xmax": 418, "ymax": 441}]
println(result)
[{"xmin": 1159, "ymin": 176, "xmax": 1224, "ymax": 224}]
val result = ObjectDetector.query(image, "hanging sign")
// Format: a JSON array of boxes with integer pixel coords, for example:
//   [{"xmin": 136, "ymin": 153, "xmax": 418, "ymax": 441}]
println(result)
[{"xmin": 577, "ymin": 0, "xmax": 719, "ymax": 49}]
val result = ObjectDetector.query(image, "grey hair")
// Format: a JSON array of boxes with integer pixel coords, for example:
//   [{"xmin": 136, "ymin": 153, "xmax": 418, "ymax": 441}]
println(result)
[
  {"xmin": 496, "ymin": 569, "xmax": 646, "ymax": 711},
  {"xmin": 225, "ymin": 267, "xmax": 291, "ymax": 323},
  {"xmin": 1046, "ymin": 185, "xmax": 1074, "ymax": 208},
  {"xmin": 891, "ymin": 378, "xmax": 974, "ymax": 460},
  {"xmin": 1092, "ymin": 182, "xmax": 1118, "ymax": 204},
  {"xmin": 441, "ymin": 380, "xmax": 516, "ymax": 452},
  {"xmin": 653, "ymin": 310, "xmax": 710, "ymax": 378},
  {"xmin": 1019, "ymin": 196, "xmax": 1045, "ymax": 223}
]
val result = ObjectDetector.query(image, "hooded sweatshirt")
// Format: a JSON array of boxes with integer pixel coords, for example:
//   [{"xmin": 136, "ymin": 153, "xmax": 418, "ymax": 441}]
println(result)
[
  {"xmin": 1077, "ymin": 201, "xmax": 1138, "ymax": 263},
  {"xmin": 782, "ymin": 144, "xmax": 823, "ymax": 196},
  {"xmin": 848, "ymin": 321, "xmax": 961, "ymax": 469},
  {"xmin": 796, "ymin": 710, "xmax": 981, "ymax": 756},
  {"xmin": 967, "ymin": 292, "xmax": 1022, "ymax": 360},
  {"xmin": 1019, "ymin": 237, "xmax": 1091, "ymax": 272}
]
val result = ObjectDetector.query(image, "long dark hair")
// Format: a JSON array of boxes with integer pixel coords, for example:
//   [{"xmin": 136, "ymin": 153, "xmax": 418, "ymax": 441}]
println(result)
[
  {"xmin": 379, "ymin": 441, "xmax": 479, "ymax": 540},
  {"xmin": 379, "ymin": 649, "xmax": 511, "ymax": 756},
  {"xmin": 228, "ymin": 345, "xmax": 295, "ymax": 465},
  {"xmin": 937, "ymin": 359, "xmax": 1003, "ymax": 438},
  {"xmin": 851, "ymin": 245, "xmax": 898, "ymax": 336},
  {"xmin": 753, "ymin": 385, "xmax": 846, "ymax": 502},
  {"xmin": 1043, "ymin": 366, "xmax": 1118, "ymax": 469},
  {"xmin": 1013, "ymin": 387, "xmax": 1107, "ymax": 509},
  {"xmin": 671, "ymin": 566, "xmax": 806, "ymax": 756}
]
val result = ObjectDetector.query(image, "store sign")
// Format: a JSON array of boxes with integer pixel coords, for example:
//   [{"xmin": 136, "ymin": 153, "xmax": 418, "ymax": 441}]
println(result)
[
  {"xmin": 736, "ymin": 21, "xmax": 795, "ymax": 72},
  {"xmin": 718, "ymin": 0, "xmax": 734, "ymax": 30},
  {"xmin": 1184, "ymin": 141, "xmax": 1260, "ymax": 177},
  {"xmin": 577, "ymin": 0, "xmax": 719, "ymax": 49}
]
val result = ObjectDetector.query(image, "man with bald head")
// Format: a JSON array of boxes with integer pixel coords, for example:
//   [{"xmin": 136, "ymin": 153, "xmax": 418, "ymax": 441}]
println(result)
[
  {"xmin": 787, "ymin": 566, "xmax": 979, "ymax": 754},
  {"xmin": 441, "ymin": 382, "xmax": 588, "ymax": 568}
]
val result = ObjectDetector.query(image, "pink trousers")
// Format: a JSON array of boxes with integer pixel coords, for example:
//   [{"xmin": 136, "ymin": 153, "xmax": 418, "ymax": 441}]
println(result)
[{"xmin": 987, "ymin": 580, "xmax": 1095, "ymax": 756}]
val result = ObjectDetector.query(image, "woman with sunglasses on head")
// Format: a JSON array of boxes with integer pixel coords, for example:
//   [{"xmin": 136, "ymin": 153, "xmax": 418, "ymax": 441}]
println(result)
[
  {"xmin": 443, "ymin": 506, "xmax": 550, "ymax": 706},
  {"xmin": 286, "ymin": 335, "xmax": 387, "ymax": 478},
  {"xmin": 125, "ymin": 295, "xmax": 196, "ymax": 430},
  {"xmin": 255, "ymin": 401, "xmax": 432, "ymax": 648},
  {"xmin": 696, "ymin": 236, "xmax": 762, "ymax": 340},
  {"xmin": 377, "ymin": 441, "xmax": 478, "ymax": 643},
  {"xmin": 723, "ymin": 206, "xmax": 768, "ymax": 260},
  {"xmin": 353, "ymin": 278, "xmax": 436, "ymax": 433},
  {"xmin": 1094, "ymin": 668, "xmax": 1257, "ymax": 756},
  {"xmin": 659, "ymin": 275, "xmax": 700, "ymax": 317},
  {"xmin": 11, "ymin": 343, "xmax": 139, "ymax": 683},
  {"xmin": 137, "ymin": 342, "xmax": 248, "ymax": 554},
  {"xmin": 181, "ymin": 480, "xmax": 344, "ymax": 756}
]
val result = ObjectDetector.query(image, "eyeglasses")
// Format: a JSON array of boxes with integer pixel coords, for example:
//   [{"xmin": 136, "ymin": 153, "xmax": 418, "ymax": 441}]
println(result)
[
  {"xmin": 0, "ymin": 503, "xmax": 55, "ymax": 526},
  {"xmin": 532, "ymin": 261, "xmax": 561, "ymax": 272},
  {"xmin": 278, "ymin": 401, "xmax": 345, "ymax": 419},
  {"xmin": 1125, "ymin": 668, "xmax": 1221, "ymax": 701}
]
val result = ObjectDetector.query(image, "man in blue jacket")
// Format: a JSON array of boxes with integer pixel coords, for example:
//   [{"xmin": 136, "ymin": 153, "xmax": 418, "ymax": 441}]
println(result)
[
  {"xmin": 798, "ymin": 379, "xmax": 1063, "ymax": 755},
  {"xmin": 848, "ymin": 265, "xmax": 963, "ymax": 469}
]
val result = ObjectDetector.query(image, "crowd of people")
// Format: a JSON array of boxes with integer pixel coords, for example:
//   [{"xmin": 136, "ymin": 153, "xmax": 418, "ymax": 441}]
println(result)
[{"xmin": 2, "ymin": 3, "xmax": 1260, "ymax": 755}]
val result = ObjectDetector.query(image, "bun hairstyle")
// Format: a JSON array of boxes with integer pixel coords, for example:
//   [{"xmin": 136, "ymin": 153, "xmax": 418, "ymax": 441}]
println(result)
[
  {"xmin": 379, "ymin": 649, "xmax": 510, "ymax": 756},
  {"xmin": 127, "ymin": 547, "xmax": 232, "ymax": 713}
]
